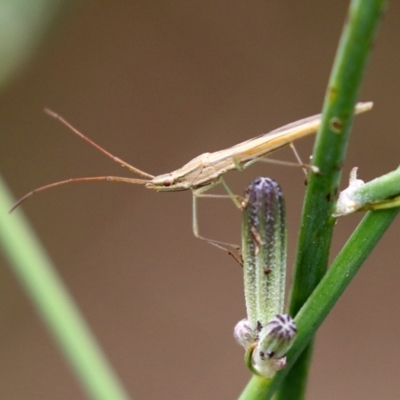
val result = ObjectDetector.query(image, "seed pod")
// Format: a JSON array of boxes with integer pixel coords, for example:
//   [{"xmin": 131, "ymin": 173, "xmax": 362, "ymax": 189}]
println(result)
[{"xmin": 241, "ymin": 177, "xmax": 287, "ymax": 329}]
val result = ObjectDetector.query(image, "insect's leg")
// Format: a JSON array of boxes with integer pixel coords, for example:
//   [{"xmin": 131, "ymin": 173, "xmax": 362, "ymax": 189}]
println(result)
[
  {"xmin": 289, "ymin": 142, "xmax": 308, "ymax": 176},
  {"xmin": 241, "ymin": 152, "xmax": 319, "ymax": 174},
  {"xmin": 192, "ymin": 184, "xmax": 241, "ymax": 256},
  {"xmin": 221, "ymin": 178, "xmax": 243, "ymax": 208},
  {"xmin": 289, "ymin": 142, "xmax": 320, "ymax": 174},
  {"xmin": 193, "ymin": 179, "xmax": 242, "ymax": 208}
]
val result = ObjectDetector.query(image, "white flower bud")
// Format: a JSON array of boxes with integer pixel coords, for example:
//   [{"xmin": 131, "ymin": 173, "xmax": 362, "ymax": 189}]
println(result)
[
  {"xmin": 334, "ymin": 167, "xmax": 365, "ymax": 217},
  {"xmin": 252, "ymin": 314, "xmax": 297, "ymax": 378},
  {"xmin": 233, "ymin": 318, "xmax": 261, "ymax": 350}
]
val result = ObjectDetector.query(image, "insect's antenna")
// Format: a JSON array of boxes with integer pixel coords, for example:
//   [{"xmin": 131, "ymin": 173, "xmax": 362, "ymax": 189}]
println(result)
[
  {"xmin": 9, "ymin": 176, "xmax": 149, "ymax": 213},
  {"xmin": 44, "ymin": 108, "xmax": 155, "ymax": 179}
]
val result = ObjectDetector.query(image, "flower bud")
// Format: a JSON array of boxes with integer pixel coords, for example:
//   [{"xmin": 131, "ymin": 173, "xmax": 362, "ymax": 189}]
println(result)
[
  {"xmin": 252, "ymin": 314, "xmax": 297, "ymax": 378},
  {"xmin": 233, "ymin": 318, "xmax": 261, "ymax": 350}
]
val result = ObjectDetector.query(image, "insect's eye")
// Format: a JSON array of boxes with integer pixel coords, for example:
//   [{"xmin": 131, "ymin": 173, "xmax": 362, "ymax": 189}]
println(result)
[{"xmin": 162, "ymin": 177, "xmax": 173, "ymax": 187}]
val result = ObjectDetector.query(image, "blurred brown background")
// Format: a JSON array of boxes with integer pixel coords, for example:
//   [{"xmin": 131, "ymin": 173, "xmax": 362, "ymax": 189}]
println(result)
[{"xmin": 1, "ymin": 1, "xmax": 400, "ymax": 399}]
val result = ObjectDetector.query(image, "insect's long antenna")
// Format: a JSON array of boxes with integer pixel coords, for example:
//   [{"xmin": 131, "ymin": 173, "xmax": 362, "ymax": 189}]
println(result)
[
  {"xmin": 9, "ymin": 176, "xmax": 149, "ymax": 213},
  {"xmin": 44, "ymin": 108, "xmax": 155, "ymax": 179}
]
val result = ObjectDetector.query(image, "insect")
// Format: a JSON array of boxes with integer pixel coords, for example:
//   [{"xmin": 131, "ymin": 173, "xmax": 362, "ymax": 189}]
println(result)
[{"xmin": 11, "ymin": 102, "xmax": 373, "ymax": 251}]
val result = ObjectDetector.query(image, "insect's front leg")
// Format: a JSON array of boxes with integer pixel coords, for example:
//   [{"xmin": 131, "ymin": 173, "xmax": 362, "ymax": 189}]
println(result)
[
  {"xmin": 191, "ymin": 181, "xmax": 243, "ymax": 258},
  {"xmin": 193, "ymin": 178, "xmax": 243, "ymax": 208}
]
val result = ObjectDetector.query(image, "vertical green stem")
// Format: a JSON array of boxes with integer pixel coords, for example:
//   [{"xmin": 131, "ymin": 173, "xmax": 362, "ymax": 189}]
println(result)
[
  {"xmin": 239, "ymin": 1, "xmax": 388, "ymax": 398},
  {"xmin": 0, "ymin": 176, "xmax": 130, "ymax": 400},
  {"xmin": 289, "ymin": 0, "xmax": 386, "ymax": 318},
  {"xmin": 279, "ymin": 1, "xmax": 387, "ymax": 398}
]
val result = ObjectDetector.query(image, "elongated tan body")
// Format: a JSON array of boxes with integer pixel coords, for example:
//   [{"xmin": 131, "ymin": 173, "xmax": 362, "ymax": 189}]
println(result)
[
  {"xmin": 146, "ymin": 101, "xmax": 373, "ymax": 192},
  {"xmin": 12, "ymin": 100, "xmax": 373, "ymax": 252}
]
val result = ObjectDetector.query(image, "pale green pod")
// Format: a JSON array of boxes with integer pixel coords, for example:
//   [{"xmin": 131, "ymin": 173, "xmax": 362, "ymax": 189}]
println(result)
[{"xmin": 241, "ymin": 177, "xmax": 287, "ymax": 329}]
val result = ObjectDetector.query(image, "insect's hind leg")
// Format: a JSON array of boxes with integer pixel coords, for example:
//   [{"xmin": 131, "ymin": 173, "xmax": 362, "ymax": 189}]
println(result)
[
  {"xmin": 241, "ymin": 143, "xmax": 319, "ymax": 175},
  {"xmin": 289, "ymin": 142, "xmax": 316, "ymax": 176}
]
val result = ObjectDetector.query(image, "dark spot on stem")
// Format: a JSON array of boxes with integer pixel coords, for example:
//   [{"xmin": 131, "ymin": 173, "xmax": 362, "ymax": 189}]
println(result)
[
  {"xmin": 326, "ymin": 193, "xmax": 332, "ymax": 202},
  {"xmin": 330, "ymin": 117, "xmax": 343, "ymax": 133},
  {"xmin": 335, "ymin": 162, "xmax": 344, "ymax": 171},
  {"xmin": 333, "ymin": 187, "xmax": 339, "ymax": 197}
]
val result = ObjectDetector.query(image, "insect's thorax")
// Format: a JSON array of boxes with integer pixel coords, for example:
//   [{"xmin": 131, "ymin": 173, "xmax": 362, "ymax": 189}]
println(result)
[{"xmin": 145, "ymin": 152, "xmax": 221, "ymax": 191}]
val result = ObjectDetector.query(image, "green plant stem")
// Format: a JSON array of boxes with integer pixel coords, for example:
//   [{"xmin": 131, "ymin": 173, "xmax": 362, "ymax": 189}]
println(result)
[
  {"xmin": 0, "ymin": 175, "xmax": 130, "ymax": 400},
  {"xmin": 355, "ymin": 167, "xmax": 400, "ymax": 204},
  {"xmin": 239, "ymin": 207, "xmax": 399, "ymax": 399},
  {"xmin": 278, "ymin": 0, "xmax": 387, "ymax": 398},
  {"xmin": 0, "ymin": 0, "xmax": 65, "ymax": 89},
  {"xmin": 275, "ymin": 344, "xmax": 312, "ymax": 400},
  {"xmin": 290, "ymin": 0, "xmax": 387, "ymax": 323},
  {"xmin": 239, "ymin": 0, "xmax": 388, "ymax": 398}
]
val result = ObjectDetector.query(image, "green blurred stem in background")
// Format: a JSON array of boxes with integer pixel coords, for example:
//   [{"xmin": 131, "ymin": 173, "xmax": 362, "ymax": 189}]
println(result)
[
  {"xmin": 0, "ymin": 0, "xmax": 65, "ymax": 89},
  {"xmin": 0, "ymin": 175, "xmax": 130, "ymax": 400}
]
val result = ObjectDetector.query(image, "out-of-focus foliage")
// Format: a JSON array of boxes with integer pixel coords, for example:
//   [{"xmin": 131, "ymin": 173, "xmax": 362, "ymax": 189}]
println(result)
[{"xmin": 0, "ymin": 0, "xmax": 64, "ymax": 89}]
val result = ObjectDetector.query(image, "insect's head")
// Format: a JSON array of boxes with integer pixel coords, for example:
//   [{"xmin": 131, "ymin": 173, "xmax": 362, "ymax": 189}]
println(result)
[{"xmin": 146, "ymin": 173, "xmax": 189, "ymax": 192}]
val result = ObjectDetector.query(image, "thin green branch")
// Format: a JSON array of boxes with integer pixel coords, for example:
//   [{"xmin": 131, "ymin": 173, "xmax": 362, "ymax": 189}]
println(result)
[
  {"xmin": 279, "ymin": 0, "xmax": 387, "ymax": 398},
  {"xmin": 0, "ymin": 175, "xmax": 130, "ymax": 400},
  {"xmin": 334, "ymin": 166, "xmax": 400, "ymax": 217},
  {"xmin": 356, "ymin": 167, "xmax": 400, "ymax": 205},
  {"xmin": 239, "ymin": 0, "xmax": 388, "ymax": 398},
  {"xmin": 289, "ymin": 0, "xmax": 386, "ymax": 322}
]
